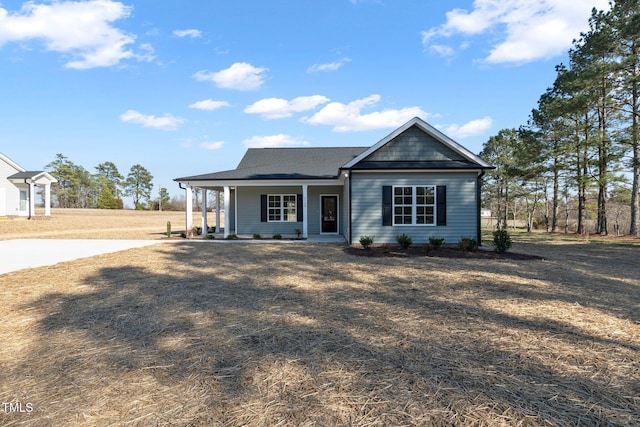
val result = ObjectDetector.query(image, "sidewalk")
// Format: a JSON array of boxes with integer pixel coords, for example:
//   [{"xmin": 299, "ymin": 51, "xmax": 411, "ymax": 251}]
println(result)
[{"xmin": 0, "ymin": 239, "xmax": 165, "ymax": 275}]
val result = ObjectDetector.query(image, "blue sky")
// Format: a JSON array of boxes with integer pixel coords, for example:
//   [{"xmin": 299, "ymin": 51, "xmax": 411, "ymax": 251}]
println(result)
[{"xmin": 0, "ymin": 0, "xmax": 609, "ymax": 205}]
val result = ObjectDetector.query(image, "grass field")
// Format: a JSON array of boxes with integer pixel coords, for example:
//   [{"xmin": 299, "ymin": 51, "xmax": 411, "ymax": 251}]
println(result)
[{"xmin": 1, "ymin": 209, "xmax": 639, "ymax": 425}]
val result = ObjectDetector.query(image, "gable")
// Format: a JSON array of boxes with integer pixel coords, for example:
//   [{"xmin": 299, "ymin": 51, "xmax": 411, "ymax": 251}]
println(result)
[{"xmin": 363, "ymin": 125, "xmax": 466, "ymax": 163}]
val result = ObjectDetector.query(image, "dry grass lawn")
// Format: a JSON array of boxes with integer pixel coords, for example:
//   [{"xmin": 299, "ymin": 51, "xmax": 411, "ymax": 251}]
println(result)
[{"xmin": 1, "ymin": 210, "xmax": 639, "ymax": 425}]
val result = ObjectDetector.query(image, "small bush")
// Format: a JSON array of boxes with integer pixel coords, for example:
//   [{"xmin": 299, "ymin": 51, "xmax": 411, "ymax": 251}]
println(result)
[
  {"xmin": 204, "ymin": 234, "xmax": 215, "ymax": 240},
  {"xmin": 458, "ymin": 237, "xmax": 478, "ymax": 252},
  {"xmin": 423, "ymin": 243, "xmax": 434, "ymax": 253},
  {"xmin": 493, "ymin": 229, "xmax": 512, "ymax": 252},
  {"xmin": 359, "ymin": 235, "xmax": 374, "ymax": 249},
  {"xmin": 225, "ymin": 234, "xmax": 239, "ymax": 240},
  {"xmin": 396, "ymin": 233, "xmax": 413, "ymax": 249},
  {"xmin": 294, "ymin": 228, "xmax": 303, "ymax": 238},
  {"xmin": 253, "ymin": 233, "xmax": 262, "ymax": 240},
  {"xmin": 428, "ymin": 236, "xmax": 445, "ymax": 249},
  {"xmin": 166, "ymin": 221, "xmax": 171, "ymax": 238},
  {"xmin": 272, "ymin": 233, "xmax": 282, "ymax": 240}
]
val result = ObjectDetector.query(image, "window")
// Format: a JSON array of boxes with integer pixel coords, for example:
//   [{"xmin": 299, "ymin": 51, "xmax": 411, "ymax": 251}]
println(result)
[
  {"xmin": 268, "ymin": 194, "xmax": 297, "ymax": 222},
  {"xmin": 393, "ymin": 185, "xmax": 435, "ymax": 225},
  {"xmin": 19, "ymin": 190, "xmax": 27, "ymax": 211}
]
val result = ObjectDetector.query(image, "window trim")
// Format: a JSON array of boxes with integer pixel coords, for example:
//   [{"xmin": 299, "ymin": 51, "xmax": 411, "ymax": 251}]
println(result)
[
  {"xmin": 267, "ymin": 194, "xmax": 297, "ymax": 222},
  {"xmin": 392, "ymin": 185, "xmax": 436, "ymax": 226}
]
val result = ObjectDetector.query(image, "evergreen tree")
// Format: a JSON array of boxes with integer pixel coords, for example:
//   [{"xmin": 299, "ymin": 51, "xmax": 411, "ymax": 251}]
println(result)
[{"xmin": 125, "ymin": 164, "xmax": 154, "ymax": 209}]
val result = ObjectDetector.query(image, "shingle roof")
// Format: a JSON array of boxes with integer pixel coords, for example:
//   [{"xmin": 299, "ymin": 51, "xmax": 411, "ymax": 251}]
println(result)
[
  {"xmin": 7, "ymin": 171, "xmax": 45, "ymax": 180},
  {"xmin": 176, "ymin": 147, "xmax": 368, "ymax": 181}
]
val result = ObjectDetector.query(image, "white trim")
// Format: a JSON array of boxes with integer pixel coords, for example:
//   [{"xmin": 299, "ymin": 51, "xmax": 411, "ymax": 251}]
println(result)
[
  {"xmin": 349, "ymin": 169, "xmax": 484, "ymax": 174},
  {"xmin": 343, "ymin": 117, "xmax": 492, "ymax": 169},
  {"xmin": 319, "ymin": 194, "xmax": 340, "ymax": 234},
  {"xmin": 175, "ymin": 178, "xmax": 343, "ymax": 189},
  {"xmin": 0, "ymin": 153, "xmax": 26, "ymax": 173},
  {"xmin": 392, "ymin": 185, "xmax": 436, "ymax": 227},
  {"xmin": 223, "ymin": 186, "xmax": 230, "ymax": 238},
  {"xmin": 267, "ymin": 193, "xmax": 298, "ymax": 222}
]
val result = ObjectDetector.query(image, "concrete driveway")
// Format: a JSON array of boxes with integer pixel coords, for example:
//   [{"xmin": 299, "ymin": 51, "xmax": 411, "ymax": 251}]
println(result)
[{"xmin": 0, "ymin": 239, "xmax": 165, "ymax": 275}]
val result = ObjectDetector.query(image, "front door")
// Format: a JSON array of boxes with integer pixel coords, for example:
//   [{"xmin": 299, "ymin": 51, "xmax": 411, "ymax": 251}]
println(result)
[{"xmin": 321, "ymin": 195, "xmax": 338, "ymax": 233}]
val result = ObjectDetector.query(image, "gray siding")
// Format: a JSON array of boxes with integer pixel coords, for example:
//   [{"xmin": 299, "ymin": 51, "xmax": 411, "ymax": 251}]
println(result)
[
  {"xmin": 235, "ymin": 185, "xmax": 344, "ymax": 236},
  {"xmin": 365, "ymin": 126, "xmax": 466, "ymax": 162},
  {"xmin": 350, "ymin": 171, "xmax": 478, "ymax": 244}
]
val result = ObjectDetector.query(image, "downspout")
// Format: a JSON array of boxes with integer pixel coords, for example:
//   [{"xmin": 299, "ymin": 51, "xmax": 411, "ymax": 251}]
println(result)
[
  {"xmin": 348, "ymin": 170, "xmax": 353, "ymax": 245},
  {"xmin": 477, "ymin": 170, "xmax": 486, "ymax": 246},
  {"xmin": 25, "ymin": 179, "xmax": 32, "ymax": 220}
]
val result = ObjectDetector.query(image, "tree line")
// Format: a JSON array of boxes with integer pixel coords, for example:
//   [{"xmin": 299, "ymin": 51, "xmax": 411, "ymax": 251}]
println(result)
[
  {"xmin": 45, "ymin": 153, "xmax": 173, "ymax": 210},
  {"xmin": 481, "ymin": 0, "xmax": 639, "ymax": 235}
]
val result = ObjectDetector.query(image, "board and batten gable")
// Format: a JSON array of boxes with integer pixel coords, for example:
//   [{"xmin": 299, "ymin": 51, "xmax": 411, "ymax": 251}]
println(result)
[
  {"xmin": 362, "ymin": 126, "xmax": 467, "ymax": 162},
  {"xmin": 349, "ymin": 171, "xmax": 479, "ymax": 244}
]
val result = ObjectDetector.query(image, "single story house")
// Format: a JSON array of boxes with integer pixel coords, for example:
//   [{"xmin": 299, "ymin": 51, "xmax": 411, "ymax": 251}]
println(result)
[
  {"xmin": 0, "ymin": 153, "xmax": 57, "ymax": 218},
  {"xmin": 174, "ymin": 117, "xmax": 494, "ymax": 244}
]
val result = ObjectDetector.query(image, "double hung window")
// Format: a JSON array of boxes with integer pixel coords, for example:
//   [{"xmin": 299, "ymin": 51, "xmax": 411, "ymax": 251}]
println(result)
[
  {"xmin": 268, "ymin": 194, "xmax": 297, "ymax": 222},
  {"xmin": 393, "ymin": 185, "xmax": 435, "ymax": 225}
]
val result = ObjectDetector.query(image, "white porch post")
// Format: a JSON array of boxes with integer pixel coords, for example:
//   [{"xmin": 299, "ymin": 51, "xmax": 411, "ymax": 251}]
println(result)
[
  {"xmin": 302, "ymin": 184, "xmax": 308, "ymax": 238},
  {"xmin": 185, "ymin": 185, "xmax": 193, "ymax": 232},
  {"xmin": 215, "ymin": 190, "xmax": 221, "ymax": 233},
  {"xmin": 223, "ymin": 186, "xmax": 230, "ymax": 238},
  {"xmin": 201, "ymin": 189, "xmax": 208, "ymax": 236},
  {"xmin": 28, "ymin": 182, "xmax": 35, "ymax": 219},
  {"xmin": 44, "ymin": 183, "xmax": 52, "ymax": 216}
]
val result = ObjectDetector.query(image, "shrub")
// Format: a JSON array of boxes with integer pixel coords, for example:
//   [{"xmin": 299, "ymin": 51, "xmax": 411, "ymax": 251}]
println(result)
[
  {"xmin": 458, "ymin": 237, "xmax": 478, "ymax": 252},
  {"xmin": 493, "ymin": 229, "xmax": 512, "ymax": 252},
  {"xmin": 294, "ymin": 228, "xmax": 303, "ymax": 238},
  {"xmin": 396, "ymin": 233, "xmax": 413, "ymax": 249},
  {"xmin": 359, "ymin": 235, "xmax": 374, "ymax": 249},
  {"xmin": 423, "ymin": 243, "xmax": 434, "ymax": 253},
  {"xmin": 428, "ymin": 236, "xmax": 445, "ymax": 249},
  {"xmin": 272, "ymin": 233, "xmax": 282, "ymax": 240},
  {"xmin": 253, "ymin": 233, "xmax": 261, "ymax": 240},
  {"xmin": 204, "ymin": 234, "xmax": 215, "ymax": 240},
  {"xmin": 166, "ymin": 221, "xmax": 171, "ymax": 238},
  {"xmin": 225, "ymin": 234, "xmax": 239, "ymax": 240}
]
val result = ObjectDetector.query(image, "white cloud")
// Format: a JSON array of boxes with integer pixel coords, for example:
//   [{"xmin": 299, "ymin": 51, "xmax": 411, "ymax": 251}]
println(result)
[
  {"xmin": 242, "ymin": 134, "xmax": 310, "ymax": 148},
  {"xmin": 244, "ymin": 95, "xmax": 330, "ymax": 119},
  {"xmin": 307, "ymin": 57, "xmax": 351, "ymax": 73},
  {"xmin": 120, "ymin": 110, "xmax": 184, "ymax": 131},
  {"xmin": 192, "ymin": 62, "xmax": 267, "ymax": 90},
  {"xmin": 188, "ymin": 99, "xmax": 230, "ymax": 111},
  {"xmin": 173, "ymin": 29, "xmax": 202, "ymax": 38},
  {"xmin": 0, "ymin": 0, "xmax": 150, "ymax": 69},
  {"xmin": 302, "ymin": 94, "xmax": 427, "ymax": 132},
  {"xmin": 200, "ymin": 141, "xmax": 225, "ymax": 150},
  {"xmin": 422, "ymin": 0, "xmax": 610, "ymax": 64},
  {"xmin": 442, "ymin": 117, "xmax": 493, "ymax": 138}
]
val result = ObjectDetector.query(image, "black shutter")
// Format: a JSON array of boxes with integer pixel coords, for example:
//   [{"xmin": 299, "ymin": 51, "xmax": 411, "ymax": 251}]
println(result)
[
  {"xmin": 297, "ymin": 194, "xmax": 303, "ymax": 222},
  {"xmin": 436, "ymin": 186, "xmax": 446, "ymax": 226},
  {"xmin": 382, "ymin": 186, "xmax": 392, "ymax": 226},
  {"xmin": 261, "ymin": 194, "xmax": 267, "ymax": 222}
]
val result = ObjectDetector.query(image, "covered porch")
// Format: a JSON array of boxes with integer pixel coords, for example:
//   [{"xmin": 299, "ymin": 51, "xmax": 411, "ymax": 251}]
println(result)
[
  {"xmin": 7, "ymin": 171, "xmax": 57, "ymax": 218},
  {"xmin": 179, "ymin": 179, "xmax": 348, "ymax": 241}
]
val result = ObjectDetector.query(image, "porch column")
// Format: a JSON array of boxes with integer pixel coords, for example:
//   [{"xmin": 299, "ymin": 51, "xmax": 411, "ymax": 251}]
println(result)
[
  {"xmin": 215, "ymin": 190, "xmax": 221, "ymax": 233},
  {"xmin": 201, "ymin": 189, "xmax": 208, "ymax": 236},
  {"xmin": 44, "ymin": 183, "xmax": 52, "ymax": 216},
  {"xmin": 28, "ymin": 182, "xmax": 35, "ymax": 219},
  {"xmin": 223, "ymin": 186, "xmax": 230, "ymax": 238},
  {"xmin": 302, "ymin": 184, "xmax": 308, "ymax": 238},
  {"xmin": 185, "ymin": 185, "xmax": 193, "ymax": 232}
]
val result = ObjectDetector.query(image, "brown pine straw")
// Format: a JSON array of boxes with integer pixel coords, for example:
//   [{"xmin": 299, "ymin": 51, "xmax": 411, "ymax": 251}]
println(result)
[{"xmin": 0, "ymin": 210, "xmax": 639, "ymax": 425}]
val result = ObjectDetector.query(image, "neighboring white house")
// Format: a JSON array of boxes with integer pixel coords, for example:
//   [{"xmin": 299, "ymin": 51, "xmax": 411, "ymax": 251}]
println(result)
[{"xmin": 0, "ymin": 153, "xmax": 57, "ymax": 218}]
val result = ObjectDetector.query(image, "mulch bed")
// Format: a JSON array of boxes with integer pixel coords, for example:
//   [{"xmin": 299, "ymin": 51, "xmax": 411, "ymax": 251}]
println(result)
[{"xmin": 345, "ymin": 245, "xmax": 545, "ymax": 260}]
